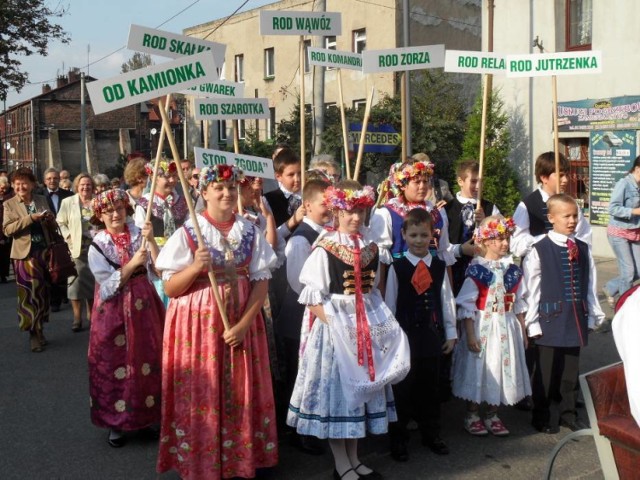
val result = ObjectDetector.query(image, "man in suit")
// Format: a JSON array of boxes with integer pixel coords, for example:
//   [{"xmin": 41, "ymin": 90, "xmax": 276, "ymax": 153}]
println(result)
[{"xmin": 42, "ymin": 167, "xmax": 73, "ymax": 311}]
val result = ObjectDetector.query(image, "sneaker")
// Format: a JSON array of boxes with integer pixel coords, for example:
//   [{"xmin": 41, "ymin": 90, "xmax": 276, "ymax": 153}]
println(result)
[
  {"xmin": 464, "ymin": 415, "xmax": 488, "ymax": 436},
  {"xmin": 484, "ymin": 415, "xmax": 510, "ymax": 436},
  {"xmin": 602, "ymin": 288, "xmax": 615, "ymax": 308}
]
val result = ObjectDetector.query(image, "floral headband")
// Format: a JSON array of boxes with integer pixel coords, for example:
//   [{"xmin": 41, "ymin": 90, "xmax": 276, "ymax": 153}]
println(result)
[
  {"xmin": 474, "ymin": 217, "xmax": 516, "ymax": 242},
  {"xmin": 145, "ymin": 159, "xmax": 177, "ymax": 177},
  {"xmin": 91, "ymin": 189, "xmax": 132, "ymax": 220},
  {"xmin": 199, "ymin": 164, "xmax": 244, "ymax": 190},
  {"xmin": 388, "ymin": 160, "xmax": 435, "ymax": 197},
  {"xmin": 323, "ymin": 185, "xmax": 376, "ymax": 211}
]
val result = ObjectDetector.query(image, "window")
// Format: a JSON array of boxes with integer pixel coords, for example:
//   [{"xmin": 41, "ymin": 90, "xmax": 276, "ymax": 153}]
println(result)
[
  {"xmin": 238, "ymin": 120, "xmax": 246, "ymax": 140},
  {"xmin": 325, "ymin": 36, "xmax": 337, "ymax": 50},
  {"xmin": 566, "ymin": 0, "xmax": 592, "ymax": 50},
  {"xmin": 303, "ymin": 40, "xmax": 311, "ymax": 73},
  {"xmin": 264, "ymin": 48, "xmax": 275, "ymax": 79},
  {"xmin": 267, "ymin": 107, "xmax": 276, "ymax": 140},
  {"xmin": 218, "ymin": 120, "xmax": 228, "ymax": 142},
  {"xmin": 353, "ymin": 29, "xmax": 366, "ymax": 54},
  {"xmin": 352, "ymin": 99, "xmax": 366, "ymax": 110},
  {"xmin": 234, "ymin": 54, "xmax": 244, "ymax": 82}
]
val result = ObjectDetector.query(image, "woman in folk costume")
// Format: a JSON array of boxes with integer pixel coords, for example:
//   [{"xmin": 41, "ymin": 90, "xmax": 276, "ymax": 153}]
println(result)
[
  {"xmin": 156, "ymin": 165, "xmax": 278, "ymax": 479},
  {"xmin": 287, "ymin": 180, "xmax": 410, "ymax": 480},
  {"xmin": 87, "ymin": 189, "xmax": 165, "ymax": 447}
]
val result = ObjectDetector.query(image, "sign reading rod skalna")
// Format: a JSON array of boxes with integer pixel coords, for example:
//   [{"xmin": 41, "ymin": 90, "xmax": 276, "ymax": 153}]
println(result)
[
  {"xmin": 362, "ymin": 45, "xmax": 445, "ymax": 73},
  {"xmin": 506, "ymin": 51, "xmax": 602, "ymax": 77},
  {"xmin": 444, "ymin": 50, "xmax": 506, "ymax": 75},
  {"xmin": 194, "ymin": 147, "xmax": 275, "ymax": 179},
  {"xmin": 260, "ymin": 11, "xmax": 342, "ymax": 35},
  {"xmin": 180, "ymin": 80, "xmax": 245, "ymax": 98},
  {"xmin": 128, "ymin": 24, "xmax": 226, "ymax": 72},
  {"xmin": 308, "ymin": 47, "xmax": 362, "ymax": 71},
  {"xmin": 87, "ymin": 51, "xmax": 217, "ymax": 115},
  {"xmin": 194, "ymin": 98, "xmax": 270, "ymax": 120}
]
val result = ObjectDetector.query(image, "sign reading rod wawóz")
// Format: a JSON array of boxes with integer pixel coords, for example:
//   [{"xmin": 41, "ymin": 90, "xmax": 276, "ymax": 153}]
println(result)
[
  {"xmin": 444, "ymin": 50, "xmax": 506, "ymax": 75},
  {"xmin": 308, "ymin": 47, "xmax": 362, "ymax": 71},
  {"xmin": 180, "ymin": 80, "xmax": 245, "ymax": 98},
  {"xmin": 87, "ymin": 51, "xmax": 217, "ymax": 115},
  {"xmin": 506, "ymin": 51, "xmax": 602, "ymax": 78},
  {"xmin": 260, "ymin": 11, "xmax": 341, "ymax": 36},
  {"xmin": 194, "ymin": 98, "xmax": 270, "ymax": 120},
  {"xmin": 362, "ymin": 45, "xmax": 445, "ymax": 73},
  {"xmin": 194, "ymin": 147, "xmax": 275, "ymax": 179},
  {"xmin": 128, "ymin": 24, "xmax": 226, "ymax": 71}
]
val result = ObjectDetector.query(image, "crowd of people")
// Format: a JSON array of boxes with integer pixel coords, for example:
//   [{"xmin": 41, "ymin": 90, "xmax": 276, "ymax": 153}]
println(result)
[{"xmin": 0, "ymin": 147, "xmax": 611, "ymax": 479}]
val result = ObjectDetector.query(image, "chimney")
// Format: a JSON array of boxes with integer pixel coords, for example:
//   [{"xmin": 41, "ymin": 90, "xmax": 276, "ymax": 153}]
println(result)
[
  {"xmin": 68, "ymin": 68, "xmax": 80, "ymax": 83},
  {"xmin": 42, "ymin": 84, "xmax": 52, "ymax": 94},
  {"xmin": 56, "ymin": 75, "xmax": 68, "ymax": 89}
]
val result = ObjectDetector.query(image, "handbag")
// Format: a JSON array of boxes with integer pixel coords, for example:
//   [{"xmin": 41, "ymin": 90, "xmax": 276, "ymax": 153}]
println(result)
[{"xmin": 46, "ymin": 224, "xmax": 78, "ymax": 285}]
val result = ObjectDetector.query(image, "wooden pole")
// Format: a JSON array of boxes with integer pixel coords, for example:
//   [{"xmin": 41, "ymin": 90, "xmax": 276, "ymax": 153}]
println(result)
[
  {"xmin": 203, "ymin": 120, "xmax": 209, "ymax": 149},
  {"xmin": 158, "ymin": 101, "xmax": 231, "ymax": 331},
  {"xmin": 400, "ymin": 72, "xmax": 407, "ymax": 162},
  {"xmin": 476, "ymin": 74, "xmax": 491, "ymax": 206},
  {"xmin": 552, "ymin": 75, "xmax": 561, "ymax": 193},
  {"xmin": 233, "ymin": 120, "xmax": 243, "ymax": 215},
  {"xmin": 353, "ymin": 87, "xmax": 375, "ymax": 181},
  {"xmin": 299, "ymin": 36, "xmax": 306, "ymax": 187},
  {"xmin": 145, "ymin": 94, "xmax": 171, "ymax": 224},
  {"xmin": 337, "ymin": 69, "xmax": 351, "ymax": 179}
]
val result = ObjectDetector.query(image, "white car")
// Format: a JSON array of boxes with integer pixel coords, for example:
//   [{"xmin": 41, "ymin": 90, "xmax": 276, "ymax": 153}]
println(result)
[{"xmin": 602, "ymin": 132, "xmax": 623, "ymax": 147}]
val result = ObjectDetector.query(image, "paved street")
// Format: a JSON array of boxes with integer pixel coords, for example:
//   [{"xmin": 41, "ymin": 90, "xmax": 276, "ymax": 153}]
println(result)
[{"xmin": 0, "ymin": 258, "xmax": 621, "ymax": 480}]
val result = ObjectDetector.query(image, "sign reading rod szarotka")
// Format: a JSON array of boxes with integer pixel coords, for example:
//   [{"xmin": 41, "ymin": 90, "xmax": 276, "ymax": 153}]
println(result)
[
  {"xmin": 260, "ymin": 11, "xmax": 342, "ymax": 35},
  {"xmin": 194, "ymin": 147, "xmax": 275, "ymax": 179},
  {"xmin": 506, "ymin": 51, "xmax": 602, "ymax": 77},
  {"xmin": 362, "ymin": 45, "xmax": 445, "ymax": 73},
  {"xmin": 194, "ymin": 98, "xmax": 270, "ymax": 120}
]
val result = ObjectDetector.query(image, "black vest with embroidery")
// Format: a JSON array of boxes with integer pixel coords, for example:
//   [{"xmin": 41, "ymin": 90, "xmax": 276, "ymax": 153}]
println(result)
[
  {"xmin": 264, "ymin": 189, "xmax": 290, "ymax": 227},
  {"xmin": 523, "ymin": 190, "xmax": 552, "ymax": 236},
  {"xmin": 320, "ymin": 240, "xmax": 378, "ymax": 295},
  {"xmin": 446, "ymin": 198, "xmax": 494, "ymax": 244}
]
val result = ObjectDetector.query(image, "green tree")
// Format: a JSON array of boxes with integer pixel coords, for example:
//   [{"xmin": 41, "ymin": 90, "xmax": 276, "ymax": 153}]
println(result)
[
  {"xmin": 459, "ymin": 90, "xmax": 521, "ymax": 216},
  {"xmin": 0, "ymin": 0, "xmax": 70, "ymax": 99},
  {"xmin": 121, "ymin": 52, "xmax": 153, "ymax": 73}
]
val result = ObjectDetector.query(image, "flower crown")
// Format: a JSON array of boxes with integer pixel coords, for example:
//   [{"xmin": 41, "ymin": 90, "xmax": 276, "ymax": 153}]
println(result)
[
  {"xmin": 199, "ymin": 164, "xmax": 244, "ymax": 190},
  {"xmin": 145, "ymin": 159, "xmax": 177, "ymax": 177},
  {"xmin": 388, "ymin": 160, "xmax": 435, "ymax": 197},
  {"xmin": 323, "ymin": 185, "xmax": 376, "ymax": 211},
  {"xmin": 91, "ymin": 189, "xmax": 131, "ymax": 218},
  {"xmin": 474, "ymin": 217, "xmax": 516, "ymax": 242}
]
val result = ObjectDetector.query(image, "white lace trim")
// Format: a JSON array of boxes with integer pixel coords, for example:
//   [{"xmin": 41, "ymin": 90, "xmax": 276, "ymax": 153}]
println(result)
[{"xmin": 298, "ymin": 288, "xmax": 324, "ymax": 306}]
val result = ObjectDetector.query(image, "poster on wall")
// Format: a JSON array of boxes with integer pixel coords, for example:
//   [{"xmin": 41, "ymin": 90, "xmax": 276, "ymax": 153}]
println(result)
[
  {"xmin": 589, "ymin": 130, "xmax": 637, "ymax": 226},
  {"xmin": 558, "ymin": 96, "xmax": 640, "ymax": 132}
]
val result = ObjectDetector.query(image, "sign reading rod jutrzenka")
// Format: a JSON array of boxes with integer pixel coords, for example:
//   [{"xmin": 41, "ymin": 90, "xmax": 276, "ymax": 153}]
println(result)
[
  {"xmin": 362, "ymin": 45, "xmax": 445, "ymax": 73},
  {"xmin": 194, "ymin": 98, "xmax": 270, "ymax": 120},
  {"xmin": 87, "ymin": 51, "xmax": 218, "ymax": 115},
  {"xmin": 260, "ymin": 11, "xmax": 342, "ymax": 36},
  {"xmin": 194, "ymin": 147, "xmax": 275, "ymax": 179},
  {"xmin": 506, "ymin": 51, "xmax": 602, "ymax": 77}
]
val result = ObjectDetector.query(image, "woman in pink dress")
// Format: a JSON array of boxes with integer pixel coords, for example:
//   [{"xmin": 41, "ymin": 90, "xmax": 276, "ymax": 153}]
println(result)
[
  {"xmin": 156, "ymin": 164, "xmax": 278, "ymax": 479},
  {"xmin": 87, "ymin": 189, "xmax": 165, "ymax": 447}
]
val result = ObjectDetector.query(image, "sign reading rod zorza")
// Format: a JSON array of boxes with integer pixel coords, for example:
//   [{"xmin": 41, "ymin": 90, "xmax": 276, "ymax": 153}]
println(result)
[
  {"xmin": 308, "ymin": 47, "xmax": 362, "ymax": 71},
  {"xmin": 87, "ymin": 51, "xmax": 217, "ymax": 115},
  {"xmin": 194, "ymin": 98, "xmax": 270, "ymax": 120},
  {"xmin": 260, "ymin": 11, "xmax": 342, "ymax": 36},
  {"xmin": 362, "ymin": 45, "xmax": 445, "ymax": 73},
  {"xmin": 506, "ymin": 51, "xmax": 602, "ymax": 78},
  {"xmin": 194, "ymin": 147, "xmax": 275, "ymax": 179}
]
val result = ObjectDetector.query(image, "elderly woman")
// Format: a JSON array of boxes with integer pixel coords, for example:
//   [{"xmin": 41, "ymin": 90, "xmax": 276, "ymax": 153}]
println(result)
[
  {"xmin": 93, "ymin": 173, "xmax": 111, "ymax": 195},
  {"xmin": 0, "ymin": 176, "xmax": 15, "ymax": 282},
  {"xmin": 123, "ymin": 157, "xmax": 149, "ymax": 207},
  {"xmin": 3, "ymin": 168, "xmax": 57, "ymax": 352},
  {"xmin": 57, "ymin": 173, "xmax": 97, "ymax": 332}
]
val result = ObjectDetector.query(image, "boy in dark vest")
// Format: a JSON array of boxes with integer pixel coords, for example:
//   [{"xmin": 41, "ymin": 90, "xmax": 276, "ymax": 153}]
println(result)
[
  {"xmin": 523, "ymin": 194, "xmax": 605, "ymax": 434},
  {"xmin": 385, "ymin": 208, "xmax": 457, "ymax": 461}
]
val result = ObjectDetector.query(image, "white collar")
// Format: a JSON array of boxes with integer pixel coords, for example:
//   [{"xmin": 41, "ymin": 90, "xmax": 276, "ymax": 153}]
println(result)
[
  {"xmin": 303, "ymin": 217, "xmax": 325, "ymax": 234},
  {"xmin": 279, "ymin": 183, "xmax": 301, "ymax": 199},
  {"xmin": 548, "ymin": 230, "xmax": 575, "ymax": 245},
  {"xmin": 404, "ymin": 250, "xmax": 433, "ymax": 267},
  {"xmin": 456, "ymin": 192, "xmax": 477, "ymax": 204}
]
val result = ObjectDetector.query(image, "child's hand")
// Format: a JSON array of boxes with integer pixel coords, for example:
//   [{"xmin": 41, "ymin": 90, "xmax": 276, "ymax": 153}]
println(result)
[
  {"xmin": 140, "ymin": 221, "xmax": 155, "ymax": 242},
  {"xmin": 132, "ymin": 246, "xmax": 148, "ymax": 268},
  {"xmin": 223, "ymin": 323, "xmax": 249, "ymax": 347},
  {"xmin": 442, "ymin": 339, "xmax": 456, "ymax": 355},
  {"xmin": 460, "ymin": 239, "xmax": 476, "ymax": 257},
  {"xmin": 435, "ymin": 200, "xmax": 447, "ymax": 210},
  {"xmin": 293, "ymin": 204, "xmax": 305, "ymax": 223},
  {"xmin": 467, "ymin": 335, "xmax": 481, "ymax": 353},
  {"xmin": 192, "ymin": 246, "xmax": 212, "ymax": 271},
  {"xmin": 256, "ymin": 196, "xmax": 272, "ymax": 217}
]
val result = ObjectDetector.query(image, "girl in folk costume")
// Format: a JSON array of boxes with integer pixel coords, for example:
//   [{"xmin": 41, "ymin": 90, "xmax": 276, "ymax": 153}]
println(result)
[
  {"xmin": 287, "ymin": 180, "xmax": 410, "ymax": 480},
  {"xmin": 87, "ymin": 189, "xmax": 165, "ymax": 448},
  {"xmin": 452, "ymin": 216, "xmax": 531, "ymax": 436},
  {"xmin": 156, "ymin": 165, "xmax": 278, "ymax": 480}
]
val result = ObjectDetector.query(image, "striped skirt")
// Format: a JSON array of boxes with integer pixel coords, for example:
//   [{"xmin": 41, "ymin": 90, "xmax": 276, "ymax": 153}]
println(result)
[{"xmin": 14, "ymin": 249, "xmax": 50, "ymax": 331}]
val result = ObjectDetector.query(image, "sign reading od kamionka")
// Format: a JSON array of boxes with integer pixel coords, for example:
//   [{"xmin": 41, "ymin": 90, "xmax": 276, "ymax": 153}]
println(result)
[
  {"xmin": 180, "ymin": 80, "xmax": 245, "ymax": 98},
  {"xmin": 87, "ymin": 51, "xmax": 218, "ymax": 115},
  {"xmin": 259, "ymin": 10, "xmax": 342, "ymax": 36},
  {"xmin": 194, "ymin": 147, "xmax": 275, "ymax": 180},
  {"xmin": 362, "ymin": 45, "xmax": 446, "ymax": 74},
  {"xmin": 127, "ymin": 24, "xmax": 226, "ymax": 72},
  {"xmin": 444, "ymin": 50, "xmax": 507, "ymax": 75},
  {"xmin": 506, "ymin": 51, "xmax": 602, "ymax": 78},
  {"xmin": 308, "ymin": 47, "xmax": 362, "ymax": 71},
  {"xmin": 194, "ymin": 98, "xmax": 270, "ymax": 120}
]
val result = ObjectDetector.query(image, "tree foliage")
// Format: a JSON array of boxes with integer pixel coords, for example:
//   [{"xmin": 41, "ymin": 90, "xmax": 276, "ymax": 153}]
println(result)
[
  {"xmin": 121, "ymin": 52, "xmax": 154, "ymax": 73},
  {"xmin": 0, "ymin": 0, "xmax": 70, "ymax": 99}
]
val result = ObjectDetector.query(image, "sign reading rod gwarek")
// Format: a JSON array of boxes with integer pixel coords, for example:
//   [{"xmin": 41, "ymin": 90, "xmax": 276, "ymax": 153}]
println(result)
[
  {"xmin": 180, "ymin": 80, "xmax": 244, "ymax": 98},
  {"xmin": 194, "ymin": 98, "xmax": 270, "ymax": 120},
  {"xmin": 506, "ymin": 51, "xmax": 602, "ymax": 78},
  {"xmin": 194, "ymin": 147, "xmax": 275, "ymax": 179},
  {"xmin": 362, "ymin": 45, "xmax": 445, "ymax": 73},
  {"xmin": 87, "ymin": 51, "xmax": 217, "ymax": 115},
  {"xmin": 308, "ymin": 47, "xmax": 362, "ymax": 71},
  {"xmin": 444, "ymin": 50, "xmax": 506, "ymax": 75},
  {"xmin": 260, "ymin": 11, "xmax": 342, "ymax": 36},
  {"xmin": 128, "ymin": 24, "xmax": 226, "ymax": 71}
]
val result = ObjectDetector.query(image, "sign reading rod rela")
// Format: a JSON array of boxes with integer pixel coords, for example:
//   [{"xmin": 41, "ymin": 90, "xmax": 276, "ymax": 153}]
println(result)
[
  {"xmin": 260, "ymin": 11, "xmax": 341, "ymax": 35},
  {"xmin": 444, "ymin": 50, "xmax": 506, "ymax": 75},
  {"xmin": 128, "ymin": 24, "xmax": 226, "ymax": 71},
  {"xmin": 194, "ymin": 98, "xmax": 270, "ymax": 120},
  {"xmin": 506, "ymin": 51, "xmax": 602, "ymax": 78},
  {"xmin": 87, "ymin": 51, "xmax": 217, "ymax": 115},
  {"xmin": 180, "ymin": 80, "xmax": 244, "ymax": 98},
  {"xmin": 308, "ymin": 47, "xmax": 362, "ymax": 71},
  {"xmin": 194, "ymin": 147, "xmax": 275, "ymax": 179},
  {"xmin": 362, "ymin": 45, "xmax": 445, "ymax": 73}
]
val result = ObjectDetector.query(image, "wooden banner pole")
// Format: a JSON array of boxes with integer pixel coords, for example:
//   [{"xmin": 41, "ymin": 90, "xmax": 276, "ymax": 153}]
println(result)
[
  {"xmin": 233, "ymin": 120, "xmax": 243, "ymax": 215},
  {"xmin": 145, "ymin": 95, "xmax": 172, "ymax": 224},
  {"xmin": 299, "ymin": 36, "xmax": 306, "ymax": 187},
  {"xmin": 477, "ymin": 74, "xmax": 491, "ymax": 206},
  {"xmin": 337, "ymin": 69, "xmax": 351, "ymax": 179},
  {"xmin": 353, "ymin": 87, "xmax": 375, "ymax": 180},
  {"xmin": 400, "ymin": 72, "xmax": 407, "ymax": 162},
  {"xmin": 552, "ymin": 75, "xmax": 561, "ymax": 193}
]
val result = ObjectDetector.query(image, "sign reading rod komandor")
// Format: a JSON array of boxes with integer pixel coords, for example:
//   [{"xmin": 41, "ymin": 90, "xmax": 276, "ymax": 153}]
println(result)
[
  {"xmin": 260, "ymin": 11, "xmax": 341, "ymax": 36},
  {"xmin": 194, "ymin": 147, "xmax": 275, "ymax": 179},
  {"xmin": 194, "ymin": 98, "xmax": 270, "ymax": 120},
  {"xmin": 506, "ymin": 51, "xmax": 602, "ymax": 78},
  {"xmin": 308, "ymin": 47, "xmax": 362, "ymax": 71},
  {"xmin": 444, "ymin": 50, "xmax": 506, "ymax": 75},
  {"xmin": 362, "ymin": 45, "xmax": 445, "ymax": 73},
  {"xmin": 87, "ymin": 51, "xmax": 217, "ymax": 115}
]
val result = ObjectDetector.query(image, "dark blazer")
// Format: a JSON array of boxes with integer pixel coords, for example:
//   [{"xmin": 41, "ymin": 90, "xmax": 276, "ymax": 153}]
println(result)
[{"xmin": 44, "ymin": 188, "xmax": 73, "ymax": 215}]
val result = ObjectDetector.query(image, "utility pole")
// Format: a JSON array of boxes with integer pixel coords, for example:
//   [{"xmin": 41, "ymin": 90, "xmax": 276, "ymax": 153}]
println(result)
[
  {"xmin": 402, "ymin": 0, "xmax": 412, "ymax": 157},
  {"xmin": 80, "ymin": 72, "xmax": 86, "ymax": 172},
  {"xmin": 312, "ymin": 0, "xmax": 326, "ymax": 155}
]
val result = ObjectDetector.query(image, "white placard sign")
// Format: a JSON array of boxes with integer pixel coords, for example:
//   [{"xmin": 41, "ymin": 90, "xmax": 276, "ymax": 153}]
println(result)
[
  {"xmin": 506, "ymin": 51, "xmax": 602, "ymax": 78},
  {"xmin": 194, "ymin": 98, "xmax": 270, "ymax": 120},
  {"xmin": 362, "ymin": 45, "xmax": 445, "ymax": 73},
  {"xmin": 308, "ymin": 47, "xmax": 362, "ymax": 71},
  {"xmin": 127, "ymin": 24, "xmax": 226, "ymax": 70},
  {"xmin": 87, "ymin": 51, "xmax": 218, "ymax": 115},
  {"xmin": 260, "ymin": 11, "xmax": 342, "ymax": 36},
  {"xmin": 194, "ymin": 147, "xmax": 275, "ymax": 179},
  {"xmin": 180, "ymin": 80, "xmax": 244, "ymax": 98},
  {"xmin": 444, "ymin": 50, "xmax": 506, "ymax": 75}
]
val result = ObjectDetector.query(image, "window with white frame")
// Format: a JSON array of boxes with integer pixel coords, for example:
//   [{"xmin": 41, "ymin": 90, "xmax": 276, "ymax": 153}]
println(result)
[
  {"xmin": 234, "ymin": 54, "xmax": 244, "ymax": 82},
  {"xmin": 238, "ymin": 120, "xmax": 246, "ymax": 140},
  {"xmin": 264, "ymin": 48, "xmax": 275, "ymax": 78},
  {"xmin": 353, "ymin": 29, "xmax": 366, "ymax": 54},
  {"xmin": 352, "ymin": 99, "xmax": 366, "ymax": 110},
  {"xmin": 218, "ymin": 120, "xmax": 228, "ymax": 142},
  {"xmin": 324, "ymin": 36, "xmax": 337, "ymax": 70},
  {"xmin": 566, "ymin": 0, "xmax": 592, "ymax": 50},
  {"xmin": 303, "ymin": 40, "xmax": 311, "ymax": 73},
  {"xmin": 267, "ymin": 107, "xmax": 276, "ymax": 140}
]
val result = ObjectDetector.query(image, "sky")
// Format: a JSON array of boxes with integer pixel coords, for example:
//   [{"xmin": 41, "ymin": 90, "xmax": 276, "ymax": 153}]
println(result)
[{"xmin": 5, "ymin": 0, "xmax": 275, "ymax": 107}]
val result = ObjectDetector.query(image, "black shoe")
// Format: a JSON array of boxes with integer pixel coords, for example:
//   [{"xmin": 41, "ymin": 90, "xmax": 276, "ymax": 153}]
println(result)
[
  {"xmin": 354, "ymin": 463, "xmax": 383, "ymax": 479},
  {"xmin": 560, "ymin": 418, "xmax": 590, "ymax": 432},
  {"xmin": 422, "ymin": 436, "xmax": 449, "ymax": 455},
  {"xmin": 107, "ymin": 430, "xmax": 127, "ymax": 448},
  {"xmin": 290, "ymin": 434, "xmax": 324, "ymax": 455},
  {"xmin": 333, "ymin": 468, "xmax": 358, "ymax": 480},
  {"xmin": 390, "ymin": 440, "xmax": 409, "ymax": 462},
  {"xmin": 514, "ymin": 397, "xmax": 533, "ymax": 411},
  {"xmin": 531, "ymin": 421, "xmax": 560, "ymax": 434}
]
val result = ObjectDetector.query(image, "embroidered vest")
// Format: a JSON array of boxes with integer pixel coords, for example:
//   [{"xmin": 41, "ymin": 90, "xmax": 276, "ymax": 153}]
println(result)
[
  {"xmin": 522, "ymin": 190, "xmax": 552, "ymax": 237},
  {"xmin": 264, "ymin": 189, "xmax": 290, "ymax": 227}
]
